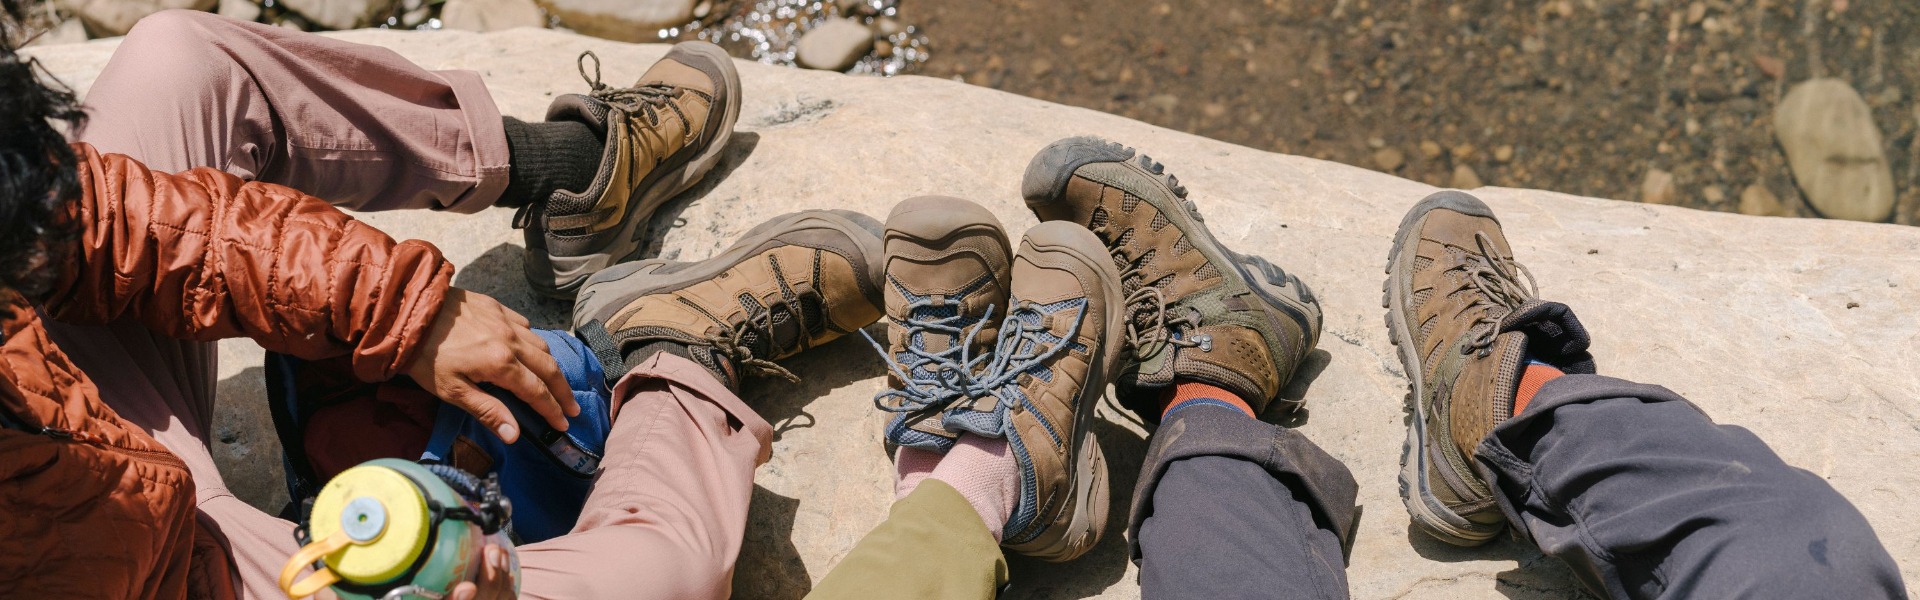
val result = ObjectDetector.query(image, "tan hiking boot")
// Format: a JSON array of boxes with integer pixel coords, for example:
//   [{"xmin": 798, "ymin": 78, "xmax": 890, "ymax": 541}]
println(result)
[
  {"xmin": 1021, "ymin": 136, "xmax": 1323, "ymax": 420},
  {"xmin": 943, "ymin": 222, "xmax": 1126, "ymax": 562},
  {"xmin": 869, "ymin": 196, "xmax": 1014, "ymax": 453},
  {"xmin": 1384, "ymin": 190, "xmax": 1540, "ymax": 546},
  {"xmin": 571, "ymin": 210, "xmax": 885, "ymax": 391},
  {"xmin": 522, "ymin": 42, "xmax": 743, "ymax": 298}
]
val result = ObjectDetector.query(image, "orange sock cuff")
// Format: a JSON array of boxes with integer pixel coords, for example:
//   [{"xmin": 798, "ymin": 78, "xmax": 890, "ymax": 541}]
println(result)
[
  {"xmin": 1161, "ymin": 381, "xmax": 1255, "ymax": 419},
  {"xmin": 1512, "ymin": 362, "xmax": 1564, "ymax": 416}
]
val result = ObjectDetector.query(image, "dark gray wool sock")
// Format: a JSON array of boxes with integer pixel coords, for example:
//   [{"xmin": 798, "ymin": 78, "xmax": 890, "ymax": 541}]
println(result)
[{"xmin": 497, "ymin": 116, "xmax": 602, "ymax": 209}]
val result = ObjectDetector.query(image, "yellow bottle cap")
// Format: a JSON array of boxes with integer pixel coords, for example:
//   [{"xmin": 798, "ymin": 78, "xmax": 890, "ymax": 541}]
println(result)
[{"xmin": 307, "ymin": 464, "xmax": 432, "ymax": 584}]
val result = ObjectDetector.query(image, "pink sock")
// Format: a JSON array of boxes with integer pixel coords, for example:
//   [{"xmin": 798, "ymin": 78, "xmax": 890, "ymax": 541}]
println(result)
[
  {"xmin": 893, "ymin": 445, "xmax": 941, "ymax": 499},
  {"xmin": 929, "ymin": 435, "xmax": 1019, "ymax": 542}
]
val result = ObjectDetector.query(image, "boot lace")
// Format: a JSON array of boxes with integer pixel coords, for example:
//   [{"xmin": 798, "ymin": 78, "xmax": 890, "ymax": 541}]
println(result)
[
  {"xmin": 971, "ymin": 299, "xmax": 1086, "ymax": 398},
  {"xmin": 1096, "ymin": 223, "xmax": 1202, "ymax": 360},
  {"xmin": 1459, "ymin": 231, "xmax": 1538, "ymax": 357},
  {"xmin": 697, "ymin": 296, "xmax": 807, "ymax": 383},
  {"xmin": 861, "ymin": 301, "xmax": 998, "ymax": 417},
  {"xmin": 576, "ymin": 51, "xmax": 712, "ymax": 146}
]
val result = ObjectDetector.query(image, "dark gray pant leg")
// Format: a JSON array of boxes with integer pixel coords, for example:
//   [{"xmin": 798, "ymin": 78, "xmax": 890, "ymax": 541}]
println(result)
[
  {"xmin": 1128, "ymin": 406, "xmax": 1358, "ymax": 600},
  {"xmin": 1477, "ymin": 374, "xmax": 1906, "ymax": 600}
]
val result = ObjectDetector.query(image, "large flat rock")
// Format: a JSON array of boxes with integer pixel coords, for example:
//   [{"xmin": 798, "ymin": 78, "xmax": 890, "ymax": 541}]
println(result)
[{"xmin": 27, "ymin": 29, "xmax": 1920, "ymax": 599}]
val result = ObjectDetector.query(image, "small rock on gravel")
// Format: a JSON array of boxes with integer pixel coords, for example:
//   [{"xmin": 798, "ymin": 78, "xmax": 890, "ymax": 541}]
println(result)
[
  {"xmin": 1642, "ymin": 168, "xmax": 1677, "ymax": 205},
  {"xmin": 539, "ymin": 0, "xmax": 699, "ymax": 42},
  {"xmin": 1493, "ymin": 145, "xmax": 1514, "ymax": 162},
  {"xmin": 56, "ymin": 0, "xmax": 215, "ymax": 36},
  {"xmin": 1739, "ymin": 184, "xmax": 1793, "ymax": 217},
  {"xmin": 278, "ymin": 0, "xmax": 396, "ymax": 29},
  {"xmin": 1452, "ymin": 164, "xmax": 1484, "ymax": 188},
  {"xmin": 1418, "ymin": 140, "xmax": 1443, "ymax": 159},
  {"xmin": 217, "ymin": 0, "xmax": 261, "ymax": 22},
  {"xmin": 1373, "ymin": 147, "xmax": 1405, "ymax": 171},
  {"xmin": 441, "ymin": 0, "xmax": 545, "ymax": 31},
  {"xmin": 796, "ymin": 18, "xmax": 874, "ymax": 72},
  {"xmin": 1773, "ymin": 78, "xmax": 1896, "ymax": 222}
]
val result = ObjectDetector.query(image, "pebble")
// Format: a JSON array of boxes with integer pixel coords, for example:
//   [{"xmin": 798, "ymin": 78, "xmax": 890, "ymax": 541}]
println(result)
[
  {"xmin": 440, "ymin": 0, "xmax": 544, "ymax": 31},
  {"xmin": 1738, "ymin": 184, "xmax": 1793, "ymax": 217},
  {"xmin": 1373, "ymin": 147, "xmax": 1406, "ymax": 171},
  {"xmin": 693, "ymin": 0, "xmax": 710, "ymax": 18},
  {"xmin": 1686, "ymin": 2, "xmax": 1707, "ymax": 25},
  {"xmin": 1367, "ymin": 137, "xmax": 1387, "ymax": 149},
  {"xmin": 1702, "ymin": 185, "xmax": 1726, "ymax": 204},
  {"xmin": 1452, "ymin": 164, "xmax": 1484, "ymax": 188},
  {"xmin": 1148, "ymin": 94, "xmax": 1181, "ymax": 111},
  {"xmin": 795, "ymin": 18, "xmax": 875, "ymax": 72},
  {"xmin": 874, "ymin": 40, "xmax": 894, "ymax": 58},
  {"xmin": 218, "ymin": 0, "xmax": 262, "ymax": 22},
  {"xmin": 1451, "ymin": 143, "xmax": 1477, "ymax": 161},
  {"xmin": 1493, "ymin": 145, "xmax": 1514, "ymax": 162},
  {"xmin": 1773, "ymin": 78, "xmax": 1896, "ymax": 222},
  {"xmin": 1419, "ymin": 140, "xmax": 1444, "ymax": 159},
  {"xmin": 1642, "ymin": 168, "xmax": 1677, "ymax": 205},
  {"xmin": 1753, "ymin": 55, "xmax": 1786, "ymax": 79},
  {"xmin": 876, "ymin": 17, "xmax": 904, "ymax": 36}
]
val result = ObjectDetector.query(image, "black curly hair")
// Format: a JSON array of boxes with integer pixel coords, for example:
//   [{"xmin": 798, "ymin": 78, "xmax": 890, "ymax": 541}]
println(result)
[{"xmin": 0, "ymin": 0, "xmax": 86, "ymax": 304}]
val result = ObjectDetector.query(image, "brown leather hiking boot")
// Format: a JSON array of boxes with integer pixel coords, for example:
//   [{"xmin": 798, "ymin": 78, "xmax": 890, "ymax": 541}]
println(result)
[
  {"xmin": 869, "ymin": 196, "xmax": 1013, "ymax": 454},
  {"xmin": 521, "ymin": 42, "xmax": 742, "ymax": 299},
  {"xmin": 1021, "ymin": 136, "xmax": 1323, "ymax": 420},
  {"xmin": 1384, "ymin": 190, "xmax": 1543, "ymax": 546},
  {"xmin": 571, "ymin": 210, "xmax": 885, "ymax": 391},
  {"xmin": 942, "ymin": 222, "xmax": 1125, "ymax": 562}
]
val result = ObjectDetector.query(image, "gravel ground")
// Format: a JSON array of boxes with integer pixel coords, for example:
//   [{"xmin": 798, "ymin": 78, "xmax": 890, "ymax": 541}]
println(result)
[{"xmin": 880, "ymin": 0, "xmax": 1918, "ymax": 223}]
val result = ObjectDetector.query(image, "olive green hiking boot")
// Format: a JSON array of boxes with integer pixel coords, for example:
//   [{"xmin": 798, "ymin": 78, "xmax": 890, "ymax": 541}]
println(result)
[
  {"xmin": 941, "ymin": 222, "xmax": 1126, "ymax": 562},
  {"xmin": 571, "ymin": 210, "xmax": 884, "ymax": 391},
  {"xmin": 1384, "ymin": 190, "xmax": 1542, "ymax": 546},
  {"xmin": 521, "ymin": 42, "xmax": 742, "ymax": 299},
  {"xmin": 1021, "ymin": 136, "xmax": 1323, "ymax": 420},
  {"xmin": 868, "ymin": 196, "xmax": 1014, "ymax": 454}
]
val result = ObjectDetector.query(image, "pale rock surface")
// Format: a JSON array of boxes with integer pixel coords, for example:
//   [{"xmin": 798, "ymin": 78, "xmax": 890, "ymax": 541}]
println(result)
[
  {"xmin": 1775, "ymin": 78, "xmax": 1897, "ymax": 222},
  {"xmin": 27, "ymin": 30, "xmax": 1920, "ymax": 600},
  {"xmin": 440, "ymin": 0, "xmax": 545, "ymax": 32},
  {"xmin": 279, "ymin": 0, "xmax": 396, "ymax": 29},
  {"xmin": 795, "ymin": 18, "xmax": 873, "ymax": 72},
  {"xmin": 55, "ymin": 0, "xmax": 213, "ymax": 36},
  {"xmin": 537, "ymin": 0, "xmax": 695, "ymax": 42},
  {"xmin": 26, "ymin": 17, "xmax": 88, "ymax": 47}
]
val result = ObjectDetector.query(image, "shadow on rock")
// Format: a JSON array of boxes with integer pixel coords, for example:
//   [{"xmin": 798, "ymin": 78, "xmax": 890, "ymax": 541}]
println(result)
[
  {"xmin": 1265, "ymin": 348, "xmax": 1333, "ymax": 429},
  {"xmin": 740, "ymin": 324, "xmax": 888, "ymax": 442},
  {"xmin": 734, "ymin": 484, "xmax": 812, "ymax": 599},
  {"xmin": 1002, "ymin": 400, "xmax": 1149, "ymax": 599},
  {"xmin": 211, "ymin": 365, "xmax": 291, "ymax": 514},
  {"xmin": 637, "ymin": 131, "xmax": 763, "ymax": 261},
  {"xmin": 453, "ymin": 242, "xmax": 573, "ymax": 330},
  {"xmin": 1405, "ymin": 523, "xmax": 1595, "ymax": 599}
]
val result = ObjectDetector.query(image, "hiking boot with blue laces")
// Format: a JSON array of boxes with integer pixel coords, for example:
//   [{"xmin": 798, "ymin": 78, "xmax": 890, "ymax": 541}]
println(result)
[
  {"xmin": 866, "ymin": 197, "xmax": 1013, "ymax": 453},
  {"xmin": 944, "ymin": 222, "xmax": 1126, "ymax": 562}
]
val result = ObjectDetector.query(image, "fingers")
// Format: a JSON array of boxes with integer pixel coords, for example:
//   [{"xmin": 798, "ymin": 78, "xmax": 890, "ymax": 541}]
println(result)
[
  {"xmin": 515, "ymin": 336, "xmax": 580, "ymax": 418},
  {"xmin": 449, "ymin": 583, "xmax": 476, "ymax": 600},
  {"xmin": 443, "ymin": 379, "xmax": 520, "ymax": 443},
  {"xmin": 488, "ymin": 358, "xmax": 571, "ymax": 432}
]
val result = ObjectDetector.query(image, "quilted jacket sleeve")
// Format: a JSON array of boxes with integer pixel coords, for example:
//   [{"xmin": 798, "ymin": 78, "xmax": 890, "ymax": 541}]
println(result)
[{"xmin": 43, "ymin": 143, "xmax": 454, "ymax": 382}]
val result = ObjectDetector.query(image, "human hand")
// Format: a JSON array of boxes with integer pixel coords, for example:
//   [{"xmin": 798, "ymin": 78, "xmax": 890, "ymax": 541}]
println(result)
[
  {"xmin": 404, "ymin": 288, "xmax": 579, "ymax": 443},
  {"xmin": 448, "ymin": 545, "xmax": 516, "ymax": 600}
]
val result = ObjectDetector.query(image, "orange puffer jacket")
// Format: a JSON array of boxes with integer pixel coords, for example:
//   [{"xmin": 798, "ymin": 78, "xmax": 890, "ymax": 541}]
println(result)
[{"xmin": 0, "ymin": 144, "xmax": 453, "ymax": 599}]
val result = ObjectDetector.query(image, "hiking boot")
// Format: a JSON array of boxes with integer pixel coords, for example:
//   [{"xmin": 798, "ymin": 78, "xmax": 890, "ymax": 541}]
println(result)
[
  {"xmin": 1021, "ymin": 136, "xmax": 1323, "ymax": 420},
  {"xmin": 943, "ymin": 222, "xmax": 1125, "ymax": 562},
  {"xmin": 521, "ymin": 42, "xmax": 743, "ymax": 298},
  {"xmin": 867, "ymin": 196, "xmax": 1014, "ymax": 453},
  {"xmin": 571, "ymin": 210, "xmax": 885, "ymax": 391},
  {"xmin": 1384, "ymin": 190, "xmax": 1541, "ymax": 546}
]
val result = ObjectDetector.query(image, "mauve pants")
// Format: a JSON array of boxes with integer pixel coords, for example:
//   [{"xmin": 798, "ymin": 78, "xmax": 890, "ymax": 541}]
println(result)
[{"xmin": 48, "ymin": 10, "xmax": 772, "ymax": 599}]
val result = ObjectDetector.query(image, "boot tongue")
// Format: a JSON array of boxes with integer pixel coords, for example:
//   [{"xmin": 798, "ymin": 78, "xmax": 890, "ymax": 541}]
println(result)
[
  {"xmin": 1497, "ymin": 299, "xmax": 1596, "ymax": 374},
  {"xmin": 543, "ymin": 94, "xmax": 613, "ymax": 137}
]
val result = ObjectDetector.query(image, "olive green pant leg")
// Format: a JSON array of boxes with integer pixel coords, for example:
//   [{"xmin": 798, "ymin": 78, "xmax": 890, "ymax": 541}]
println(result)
[{"xmin": 806, "ymin": 480, "xmax": 1008, "ymax": 600}]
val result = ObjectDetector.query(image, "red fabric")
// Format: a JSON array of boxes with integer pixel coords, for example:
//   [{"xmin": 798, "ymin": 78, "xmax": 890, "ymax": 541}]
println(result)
[
  {"xmin": 1513, "ymin": 363, "xmax": 1565, "ymax": 416},
  {"xmin": 1161, "ymin": 380, "xmax": 1255, "ymax": 419},
  {"xmin": 303, "ymin": 383, "xmax": 438, "ymax": 481}
]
